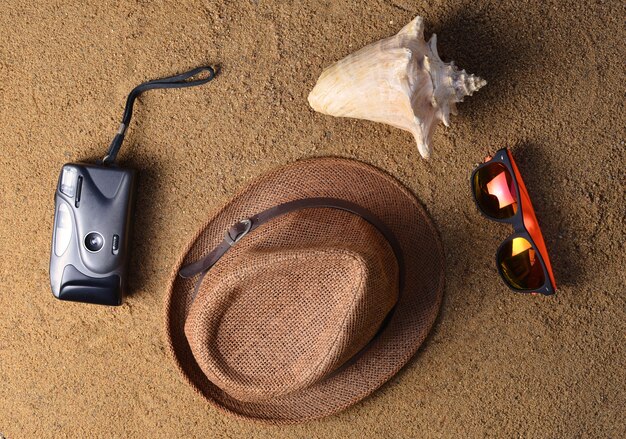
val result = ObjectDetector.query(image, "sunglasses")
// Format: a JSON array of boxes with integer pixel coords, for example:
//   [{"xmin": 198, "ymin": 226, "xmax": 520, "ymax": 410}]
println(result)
[{"xmin": 471, "ymin": 148, "xmax": 556, "ymax": 295}]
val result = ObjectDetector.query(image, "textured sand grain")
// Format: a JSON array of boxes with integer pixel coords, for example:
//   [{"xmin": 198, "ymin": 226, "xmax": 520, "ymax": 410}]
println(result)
[{"xmin": 0, "ymin": 1, "xmax": 624, "ymax": 437}]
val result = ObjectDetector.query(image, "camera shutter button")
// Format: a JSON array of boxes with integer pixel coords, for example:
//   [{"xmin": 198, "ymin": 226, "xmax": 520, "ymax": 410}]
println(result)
[{"xmin": 112, "ymin": 234, "xmax": 120, "ymax": 254}]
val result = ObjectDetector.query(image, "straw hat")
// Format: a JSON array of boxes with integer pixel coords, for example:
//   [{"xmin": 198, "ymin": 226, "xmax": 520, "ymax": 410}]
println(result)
[{"xmin": 165, "ymin": 157, "xmax": 444, "ymax": 423}]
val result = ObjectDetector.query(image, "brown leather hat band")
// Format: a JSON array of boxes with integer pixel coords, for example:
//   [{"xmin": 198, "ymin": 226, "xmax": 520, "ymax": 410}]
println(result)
[{"xmin": 179, "ymin": 197, "xmax": 405, "ymax": 283}]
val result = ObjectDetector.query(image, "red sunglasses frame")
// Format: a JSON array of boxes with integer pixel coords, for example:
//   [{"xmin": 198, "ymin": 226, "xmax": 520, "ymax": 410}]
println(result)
[{"xmin": 471, "ymin": 148, "xmax": 556, "ymax": 295}]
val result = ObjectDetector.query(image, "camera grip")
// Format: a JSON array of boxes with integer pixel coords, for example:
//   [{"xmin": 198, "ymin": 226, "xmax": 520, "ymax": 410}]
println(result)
[{"xmin": 58, "ymin": 264, "xmax": 122, "ymax": 306}]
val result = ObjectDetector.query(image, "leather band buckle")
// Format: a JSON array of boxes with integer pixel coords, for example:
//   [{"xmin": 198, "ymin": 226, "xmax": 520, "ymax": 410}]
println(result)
[{"xmin": 225, "ymin": 219, "xmax": 252, "ymax": 246}]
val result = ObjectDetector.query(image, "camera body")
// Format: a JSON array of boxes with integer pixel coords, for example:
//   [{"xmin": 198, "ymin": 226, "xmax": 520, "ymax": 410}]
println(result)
[{"xmin": 50, "ymin": 163, "xmax": 136, "ymax": 305}]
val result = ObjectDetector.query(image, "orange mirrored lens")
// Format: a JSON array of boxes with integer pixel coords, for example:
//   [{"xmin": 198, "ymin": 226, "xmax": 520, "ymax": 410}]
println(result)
[
  {"xmin": 473, "ymin": 163, "xmax": 518, "ymax": 219},
  {"xmin": 498, "ymin": 237, "xmax": 545, "ymax": 290}
]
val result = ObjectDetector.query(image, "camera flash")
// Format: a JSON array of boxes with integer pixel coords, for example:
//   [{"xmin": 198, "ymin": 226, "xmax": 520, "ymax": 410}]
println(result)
[{"xmin": 60, "ymin": 166, "xmax": 78, "ymax": 197}]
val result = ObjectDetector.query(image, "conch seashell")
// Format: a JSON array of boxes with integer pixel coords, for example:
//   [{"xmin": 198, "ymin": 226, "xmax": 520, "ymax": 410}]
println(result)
[{"xmin": 308, "ymin": 16, "xmax": 486, "ymax": 158}]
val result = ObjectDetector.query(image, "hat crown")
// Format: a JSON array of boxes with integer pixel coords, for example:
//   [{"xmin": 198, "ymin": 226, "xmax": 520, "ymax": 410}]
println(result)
[{"xmin": 184, "ymin": 210, "xmax": 399, "ymax": 403}]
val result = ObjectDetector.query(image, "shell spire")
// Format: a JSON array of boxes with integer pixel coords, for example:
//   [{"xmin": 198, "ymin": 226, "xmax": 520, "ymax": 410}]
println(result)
[{"xmin": 308, "ymin": 16, "xmax": 486, "ymax": 158}]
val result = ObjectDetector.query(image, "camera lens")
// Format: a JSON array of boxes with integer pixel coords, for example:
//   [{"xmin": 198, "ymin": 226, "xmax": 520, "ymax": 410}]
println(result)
[{"xmin": 84, "ymin": 232, "xmax": 104, "ymax": 252}]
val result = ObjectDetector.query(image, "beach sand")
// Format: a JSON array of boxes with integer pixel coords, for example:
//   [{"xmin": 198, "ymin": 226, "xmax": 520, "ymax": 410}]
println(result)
[{"xmin": 0, "ymin": 1, "xmax": 624, "ymax": 437}]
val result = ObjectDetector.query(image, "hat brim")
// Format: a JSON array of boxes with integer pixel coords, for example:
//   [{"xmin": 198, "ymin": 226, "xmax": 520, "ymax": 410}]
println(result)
[{"xmin": 165, "ymin": 157, "xmax": 445, "ymax": 423}]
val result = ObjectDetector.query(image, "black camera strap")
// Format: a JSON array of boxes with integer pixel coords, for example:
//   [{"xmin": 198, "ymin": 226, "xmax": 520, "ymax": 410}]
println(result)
[{"xmin": 102, "ymin": 65, "xmax": 217, "ymax": 164}]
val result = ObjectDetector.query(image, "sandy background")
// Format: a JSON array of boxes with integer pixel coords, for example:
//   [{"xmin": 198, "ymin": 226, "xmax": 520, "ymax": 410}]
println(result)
[{"xmin": 1, "ymin": 0, "xmax": 624, "ymax": 437}]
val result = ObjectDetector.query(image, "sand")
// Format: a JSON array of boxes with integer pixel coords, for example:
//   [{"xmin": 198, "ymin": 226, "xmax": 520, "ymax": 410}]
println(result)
[{"xmin": 0, "ymin": 0, "xmax": 624, "ymax": 437}]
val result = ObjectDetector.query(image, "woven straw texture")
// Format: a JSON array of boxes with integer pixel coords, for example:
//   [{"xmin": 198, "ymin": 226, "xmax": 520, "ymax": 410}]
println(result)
[{"xmin": 165, "ymin": 157, "xmax": 445, "ymax": 423}]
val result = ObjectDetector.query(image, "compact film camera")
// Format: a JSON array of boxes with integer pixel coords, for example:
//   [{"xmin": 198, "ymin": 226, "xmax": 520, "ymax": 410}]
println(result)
[
  {"xmin": 49, "ymin": 66, "xmax": 216, "ymax": 306},
  {"xmin": 50, "ymin": 164, "xmax": 136, "ymax": 305}
]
